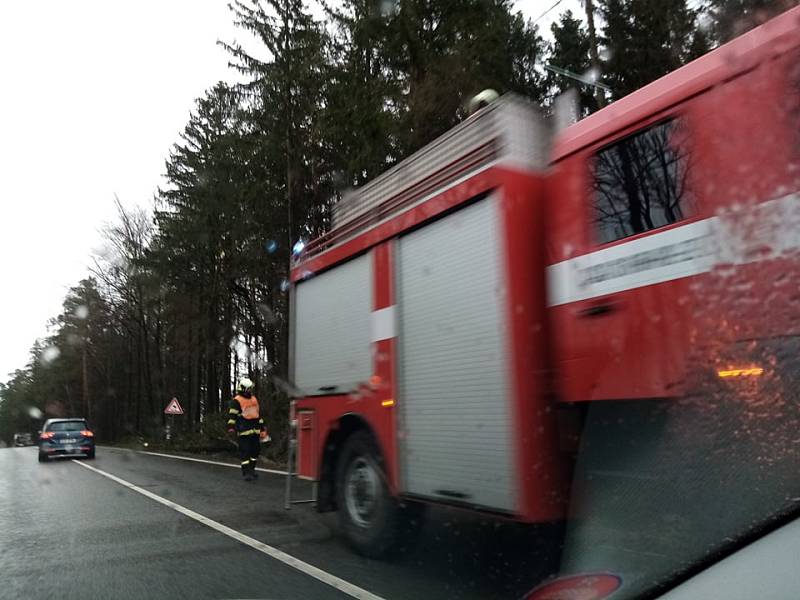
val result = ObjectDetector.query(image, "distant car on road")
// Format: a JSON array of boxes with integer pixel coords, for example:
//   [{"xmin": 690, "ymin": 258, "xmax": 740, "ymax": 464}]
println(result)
[
  {"xmin": 38, "ymin": 419, "xmax": 95, "ymax": 462},
  {"xmin": 14, "ymin": 433, "xmax": 34, "ymax": 447}
]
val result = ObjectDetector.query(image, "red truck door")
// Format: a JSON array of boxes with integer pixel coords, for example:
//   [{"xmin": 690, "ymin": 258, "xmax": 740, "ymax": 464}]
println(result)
[{"xmin": 548, "ymin": 115, "xmax": 702, "ymax": 402}]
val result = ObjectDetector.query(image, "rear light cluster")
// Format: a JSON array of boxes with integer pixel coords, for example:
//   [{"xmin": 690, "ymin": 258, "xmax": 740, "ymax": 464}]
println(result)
[{"xmin": 39, "ymin": 430, "xmax": 93, "ymax": 439}]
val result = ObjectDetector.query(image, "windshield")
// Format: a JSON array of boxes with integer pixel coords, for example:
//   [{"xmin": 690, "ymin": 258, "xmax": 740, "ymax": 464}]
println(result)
[
  {"xmin": 1, "ymin": 2, "xmax": 799, "ymax": 600},
  {"xmin": 46, "ymin": 422, "xmax": 88, "ymax": 433}
]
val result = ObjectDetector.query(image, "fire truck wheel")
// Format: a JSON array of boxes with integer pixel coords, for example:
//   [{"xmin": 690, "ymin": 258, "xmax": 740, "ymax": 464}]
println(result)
[{"xmin": 336, "ymin": 431, "xmax": 398, "ymax": 557}]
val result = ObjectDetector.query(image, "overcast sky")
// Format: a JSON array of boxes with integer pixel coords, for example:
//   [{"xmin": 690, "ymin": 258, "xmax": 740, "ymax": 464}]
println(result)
[{"xmin": 0, "ymin": 0, "xmax": 579, "ymax": 382}]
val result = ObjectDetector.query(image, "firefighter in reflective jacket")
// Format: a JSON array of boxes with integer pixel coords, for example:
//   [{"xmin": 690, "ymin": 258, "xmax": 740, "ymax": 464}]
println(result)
[{"xmin": 227, "ymin": 378, "xmax": 267, "ymax": 481}]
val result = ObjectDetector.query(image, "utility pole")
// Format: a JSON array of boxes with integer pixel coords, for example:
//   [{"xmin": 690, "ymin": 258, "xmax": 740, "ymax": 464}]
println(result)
[
  {"xmin": 82, "ymin": 340, "xmax": 91, "ymax": 421},
  {"xmin": 583, "ymin": 0, "xmax": 607, "ymax": 108}
]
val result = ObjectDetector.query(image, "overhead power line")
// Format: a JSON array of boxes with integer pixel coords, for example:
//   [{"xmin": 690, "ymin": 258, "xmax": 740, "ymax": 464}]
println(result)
[
  {"xmin": 532, "ymin": 0, "xmax": 566, "ymax": 25},
  {"xmin": 545, "ymin": 63, "xmax": 612, "ymax": 91}
]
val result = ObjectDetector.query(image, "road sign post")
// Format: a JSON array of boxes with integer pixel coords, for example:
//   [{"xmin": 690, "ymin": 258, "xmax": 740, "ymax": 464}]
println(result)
[
  {"xmin": 164, "ymin": 397, "xmax": 184, "ymax": 415},
  {"xmin": 164, "ymin": 397, "xmax": 184, "ymax": 441}
]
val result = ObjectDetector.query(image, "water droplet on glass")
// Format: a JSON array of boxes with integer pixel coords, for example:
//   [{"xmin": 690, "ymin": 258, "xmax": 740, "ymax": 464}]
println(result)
[
  {"xmin": 599, "ymin": 47, "xmax": 613, "ymax": 61},
  {"xmin": 229, "ymin": 338, "xmax": 250, "ymax": 358},
  {"xmin": 257, "ymin": 303, "xmax": 276, "ymax": 323},
  {"xmin": 715, "ymin": 265, "xmax": 737, "ymax": 278},
  {"xmin": 379, "ymin": 0, "xmax": 398, "ymax": 17},
  {"xmin": 74, "ymin": 305, "xmax": 88, "ymax": 319},
  {"xmin": 292, "ymin": 239, "xmax": 306, "ymax": 257},
  {"xmin": 280, "ymin": 279, "xmax": 290, "ymax": 293},
  {"xmin": 41, "ymin": 345, "xmax": 60, "ymax": 364},
  {"xmin": 582, "ymin": 67, "xmax": 600, "ymax": 83},
  {"xmin": 28, "ymin": 406, "xmax": 43, "ymax": 419},
  {"xmin": 265, "ymin": 240, "xmax": 278, "ymax": 254}
]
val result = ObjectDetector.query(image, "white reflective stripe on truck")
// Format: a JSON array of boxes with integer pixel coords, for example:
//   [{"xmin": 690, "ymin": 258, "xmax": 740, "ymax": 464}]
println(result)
[
  {"xmin": 547, "ymin": 192, "xmax": 800, "ymax": 306},
  {"xmin": 370, "ymin": 306, "xmax": 397, "ymax": 342}
]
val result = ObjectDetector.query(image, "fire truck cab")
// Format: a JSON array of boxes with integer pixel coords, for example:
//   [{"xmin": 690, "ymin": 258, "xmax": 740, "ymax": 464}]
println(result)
[{"xmin": 288, "ymin": 6, "xmax": 800, "ymax": 559}]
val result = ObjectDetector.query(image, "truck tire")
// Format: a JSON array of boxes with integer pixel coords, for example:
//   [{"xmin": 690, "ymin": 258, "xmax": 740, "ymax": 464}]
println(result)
[{"xmin": 335, "ymin": 431, "xmax": 400, "ymax": 558}]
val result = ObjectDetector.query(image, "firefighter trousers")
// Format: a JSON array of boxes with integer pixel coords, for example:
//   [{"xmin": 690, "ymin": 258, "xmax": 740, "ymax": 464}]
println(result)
[{"xmin": 238, "ymin": 433, "xmax": 260, "ymax": 475}]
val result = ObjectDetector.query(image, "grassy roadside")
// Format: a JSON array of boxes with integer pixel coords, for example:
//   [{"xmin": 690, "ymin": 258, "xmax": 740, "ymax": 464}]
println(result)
[
  {"xmin": 106, "ymin": 413, "xmax": 288, "ymax": 471},
  {"xmin": 105, "ymin": 439, "xmax": 288, "ymax": 471}
]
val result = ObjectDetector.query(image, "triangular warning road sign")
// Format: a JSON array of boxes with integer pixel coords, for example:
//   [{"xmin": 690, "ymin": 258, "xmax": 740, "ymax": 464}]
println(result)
[{"xmin": 164, "ymin": 397, "xmax": 184, "ymax": 415}]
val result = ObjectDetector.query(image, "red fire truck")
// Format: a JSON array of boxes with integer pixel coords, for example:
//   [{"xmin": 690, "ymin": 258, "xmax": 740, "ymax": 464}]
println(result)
[{"xmin": 287, "ymin": 6, "xmax": 800, "ymax": 563}]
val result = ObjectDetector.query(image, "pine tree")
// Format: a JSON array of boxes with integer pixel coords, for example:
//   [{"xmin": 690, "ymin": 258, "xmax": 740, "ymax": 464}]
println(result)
[
  {"xmin": 323, "ymin": 0, "xmax": 404, "ymax": 186},
  {"xmin": 546, "ymin": 10, "xmax": 598, "ymax": 115},
  {"xmin": 600, "ymin": 0, "xmax": 706, "ymax": 99},
  {"xmin": 707, "ymin": 0, "xmax": 798, "ymax": 41},
  {"xmin": 152, "ymin": 83, "xmax": 251, "ymax": 416},
  {"xmin": 222, "ymin": 0, "xmax": 334, "ymax": 244},
  {"xmin": 382, "ymin": 0, "xmax": 547, "ymax": 154}
]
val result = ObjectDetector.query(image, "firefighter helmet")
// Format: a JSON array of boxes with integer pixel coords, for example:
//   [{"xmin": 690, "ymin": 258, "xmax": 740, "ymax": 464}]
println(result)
[{"xmin": 237, "ymin": 378, "xmax": 255, "ymax": 393}]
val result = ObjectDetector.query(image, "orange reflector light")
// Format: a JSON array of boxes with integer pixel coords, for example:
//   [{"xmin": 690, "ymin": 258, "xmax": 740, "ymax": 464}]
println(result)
[
  {"xmin": 80, "ymin": 430, "xmax": 94, "ymax": 437},
  {"xmin": 717, "ymin": 367, "xmax": 764, "ymax": 378},
  {"xmin": 381, "ymin": 399, "xmax": 395, "ymax": 407}
]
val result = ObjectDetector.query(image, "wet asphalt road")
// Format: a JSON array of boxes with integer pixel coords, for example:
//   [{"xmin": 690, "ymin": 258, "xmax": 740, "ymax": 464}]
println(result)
[{"xmin": 0, "ymin": 446, "xmax": 559, "ymax": 600}]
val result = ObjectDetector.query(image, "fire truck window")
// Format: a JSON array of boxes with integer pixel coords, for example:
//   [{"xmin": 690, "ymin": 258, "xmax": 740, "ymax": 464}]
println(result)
[{"xmin": 591, "ymin": 119, "xmax": 694, "ymax": 244}]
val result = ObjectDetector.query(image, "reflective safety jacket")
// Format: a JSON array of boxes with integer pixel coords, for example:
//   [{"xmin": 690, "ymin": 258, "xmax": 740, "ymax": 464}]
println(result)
[{"xmin": 227, "ymin": 394, "xmax": 265, "ymax": 437}]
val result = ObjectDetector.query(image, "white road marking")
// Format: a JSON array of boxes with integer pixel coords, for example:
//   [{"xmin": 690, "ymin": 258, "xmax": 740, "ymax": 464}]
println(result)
[
  {"xmin": 72, "ymin": 460, "xmax": 384, "ymax": 600},
  {"xmin": 138, "ymin": 450, "xmax": 288, "ymax": 475},
  {"xmin": 97, "ymin": 447, "xmax": 314, "ymax": 480}
]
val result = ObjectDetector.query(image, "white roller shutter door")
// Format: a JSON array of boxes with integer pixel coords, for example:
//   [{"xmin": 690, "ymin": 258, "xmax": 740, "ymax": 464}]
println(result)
[
  {"xmin": 397, "ymin": 195, "xmax": 517, "ymax": 512},
  {"xmin": 294, "ymin": 253, "xmax": 372, "ymax": 394}
]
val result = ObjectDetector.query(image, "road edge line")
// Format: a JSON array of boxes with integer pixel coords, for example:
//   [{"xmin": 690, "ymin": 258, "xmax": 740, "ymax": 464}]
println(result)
[
  {"xmin": 98, "ymin": 446, "xmax": 290, "ymax": 476},
  {"xmin": 141, "ymin": 450, "xmax": 288, "ymax": 475},
  {"xmin": 71, "ymin": 459, "xmax": 384, "ymax": 600}
]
